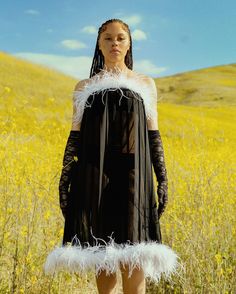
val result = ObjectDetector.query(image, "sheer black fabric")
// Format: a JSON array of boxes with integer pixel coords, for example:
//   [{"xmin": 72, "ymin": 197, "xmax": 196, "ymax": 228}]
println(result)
[
  {"xmin": 59, "ymin": 130, "xmax": 80, "ymax": 218},
  {"xmin": 62, "ymin": 88, "xmax": 162, "ymax": 246}
]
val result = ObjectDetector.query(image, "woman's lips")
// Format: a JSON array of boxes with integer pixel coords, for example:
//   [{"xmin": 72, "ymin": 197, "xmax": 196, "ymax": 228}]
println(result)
[{"xmin": 110, "ymin": 49, "xmax": 121, "ymax": 53}]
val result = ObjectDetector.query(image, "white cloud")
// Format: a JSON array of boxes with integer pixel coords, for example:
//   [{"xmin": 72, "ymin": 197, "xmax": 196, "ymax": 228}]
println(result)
[
  {"xmin": 132, "ymin": 29, "xmax": 147, "ymax": 41},
  {"xmin": 60, "ymin": 39, "xmax": 87, "ymax": 50},
  {"xmin": 134, "ymin": 59, "xmax": 168, "ymax": 76},
  {"xmin": 13, "ymin": 52, "xmax": 92, "ymax": 79},
  {"xmin": 12, "ymin": 53, "xmax": 168, "ymax": 79},
  {"xmin": 121, "ymin": 14, "xmax": 142, "ymax": 26},
  {"xmin": 24, "ymin": 9, "xmax": 40, "ymax": 15},
  {"xmin": 81, "ymin": 26, "xmax": 97, "ymax": 34}
]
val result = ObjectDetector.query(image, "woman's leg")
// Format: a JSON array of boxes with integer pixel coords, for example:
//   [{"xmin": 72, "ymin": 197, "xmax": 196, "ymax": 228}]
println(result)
[
  {"xmin": 120, "ymin": 263, "xmax": 146, "ymax": 294},
  {"xmin": 95, "ymin": 270, "xmax": 118, "ymax": 294}
]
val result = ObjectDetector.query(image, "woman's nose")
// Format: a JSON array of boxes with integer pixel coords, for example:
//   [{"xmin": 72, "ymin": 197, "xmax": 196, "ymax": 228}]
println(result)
[{"xmin": 112, "ymin": 40, "xmax": 118, "ymax": 46}]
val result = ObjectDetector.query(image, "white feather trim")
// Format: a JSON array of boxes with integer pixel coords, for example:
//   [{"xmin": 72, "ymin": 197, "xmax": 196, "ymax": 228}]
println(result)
[
  {"xmin": 43, "ymin": 234, "xmax": 181, "ymax": 283},
  {"xmin": 72, "ymin": 68, "xmax": 158, "ymax": 125}
]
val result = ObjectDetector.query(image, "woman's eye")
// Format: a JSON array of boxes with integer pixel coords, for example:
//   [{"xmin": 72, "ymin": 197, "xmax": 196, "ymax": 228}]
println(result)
[{"xmin": 105, "ymin": 37, "xmax": 125, "ymax": 41}]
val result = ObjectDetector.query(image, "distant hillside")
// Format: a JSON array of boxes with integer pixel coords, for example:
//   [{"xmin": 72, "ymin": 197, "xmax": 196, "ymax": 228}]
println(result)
[
  {"xmin": 155, "ymin": 64, "xmax": 236, "ymax": 106},
  {"xmin": 0, "ymin": 51, "xmax": 77, "ymax": 105}
]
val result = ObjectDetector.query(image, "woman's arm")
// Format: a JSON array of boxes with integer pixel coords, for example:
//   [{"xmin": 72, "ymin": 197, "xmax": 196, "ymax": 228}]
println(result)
[
  {"xmin": 145, "ymin": 77, "xmax": 168, "ymax": 218},
  {"xmin": 71, "ymin": 79, "xmax": 89, "ymax": 131},
  {"xmin": 145, "ymin": 77, "xmax": 159, "ymax": 130}
]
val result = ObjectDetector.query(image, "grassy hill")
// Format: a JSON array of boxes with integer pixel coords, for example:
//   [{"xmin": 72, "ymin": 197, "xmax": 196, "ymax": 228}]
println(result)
[
  {"xmin": 0, "ymin": 51, "xmax": 76, "ymax": 96},
  {"xmin": 0, "ymin": 51, "xmax": 235, "ymax": 293},
  {"xmin": 154, "ymin": 64, "xmax": 236, "ymax": 106},
  {"xmin": 0, "ymin": 51, "xmax": 78, "ymax": 136}
]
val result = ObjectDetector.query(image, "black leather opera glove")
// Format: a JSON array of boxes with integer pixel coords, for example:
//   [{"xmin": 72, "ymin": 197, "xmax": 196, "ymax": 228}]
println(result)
[
  {"xmin": 59, "ymin": 130, "xmax": 80, "ymax": 218},
  {"xmin": 148, "ymin": 130, "xmax": 168, "ymax": 219}
]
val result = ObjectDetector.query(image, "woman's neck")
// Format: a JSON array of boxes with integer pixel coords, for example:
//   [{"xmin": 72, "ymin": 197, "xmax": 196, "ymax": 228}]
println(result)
[{"xmin": 103, "ymin": 63, "xmax": 129, "ymax": 74}]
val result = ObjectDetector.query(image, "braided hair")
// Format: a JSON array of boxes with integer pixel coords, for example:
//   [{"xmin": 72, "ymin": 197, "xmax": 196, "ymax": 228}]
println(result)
[{"xmin": 89, "ymin": 19, "xmax": 133, "ymax": 78}]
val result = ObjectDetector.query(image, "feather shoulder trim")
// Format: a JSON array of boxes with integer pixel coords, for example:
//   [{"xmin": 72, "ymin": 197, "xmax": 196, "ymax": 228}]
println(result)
[{"xmin": 72, "ymin": 68, "xmax": 158, "ymax": 124}]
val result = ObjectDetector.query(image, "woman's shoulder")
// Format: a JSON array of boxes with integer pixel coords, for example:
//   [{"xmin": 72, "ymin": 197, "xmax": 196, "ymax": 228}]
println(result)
[
  {"xmin": 74, "ymin": 73, "xmax": 109, "ymax": 91},
  {"xmin": 74, "ymin": 78, "xmax": 90, "ymax": 91},
  {"xmin": 129, "ymin": 70, "xmax": 156, "ymax": 92}
]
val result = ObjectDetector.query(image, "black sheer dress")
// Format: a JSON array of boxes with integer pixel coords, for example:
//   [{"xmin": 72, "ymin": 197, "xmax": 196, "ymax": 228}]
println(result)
[
  {"xmin": 63, "ymin": 87, "xmax": 162, "ymax": 246},
  {"xmin": 44, "ymin": 70, "xmax": 180, "ymax": 282}
]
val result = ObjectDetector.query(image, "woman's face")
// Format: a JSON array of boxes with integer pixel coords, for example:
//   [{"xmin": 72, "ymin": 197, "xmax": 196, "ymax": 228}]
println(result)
[{"xmin": 98, "ymin": 22, "xmax": 130, "ymax": 64}]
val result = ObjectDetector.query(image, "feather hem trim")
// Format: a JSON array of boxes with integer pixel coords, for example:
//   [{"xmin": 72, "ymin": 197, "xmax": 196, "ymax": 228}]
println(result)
[{"xmin": 44, "ymin": 237, "xmax": 181, "ymax": 283}]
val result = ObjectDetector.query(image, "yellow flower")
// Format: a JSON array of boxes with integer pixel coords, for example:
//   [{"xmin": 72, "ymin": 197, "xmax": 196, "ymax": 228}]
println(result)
[
  {"xmin": 48, "ymin": 97, "xmax": 55, "ymax": 103},
  {"xmin": 4, "ymin": 86, "xmax": 11, "ymax": 93},
  {"xmin": 44, "ymin": 210, "xmax": 51, "ymax": 220},
  {"xmin": 74, "ymin": 156, "xmax": 78, "ymax": 162},
  {"xmin": 215, "ymin": 253, "xmax": 222, "ymax": 265}
]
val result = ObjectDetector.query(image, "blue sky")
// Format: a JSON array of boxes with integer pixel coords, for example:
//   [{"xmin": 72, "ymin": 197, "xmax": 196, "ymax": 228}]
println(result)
[{"xmin": 0, "ymin": 0, "xmax": 235, "ymax": 79}]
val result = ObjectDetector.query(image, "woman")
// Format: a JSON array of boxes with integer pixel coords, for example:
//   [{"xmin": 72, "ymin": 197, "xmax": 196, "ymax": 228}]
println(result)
[{"xmin": 44, "ymin": 19, "xmax": 180, "ymax": 294}]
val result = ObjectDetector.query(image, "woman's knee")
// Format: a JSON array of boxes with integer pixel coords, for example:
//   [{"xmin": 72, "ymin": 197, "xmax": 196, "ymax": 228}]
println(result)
[
  {"xmin": 120, "ymin": 264, "xmax": 146, "ymax": 294},
  {"xmin": 95, "ymin": 270, "xmax": 118, "ymax": 294}
]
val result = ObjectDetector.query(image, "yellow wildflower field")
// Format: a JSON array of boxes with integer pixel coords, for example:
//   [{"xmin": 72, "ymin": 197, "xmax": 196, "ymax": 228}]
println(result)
[{"xmin": 0, "ymin": 52, "xmax": 235, "ymax": 293}]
